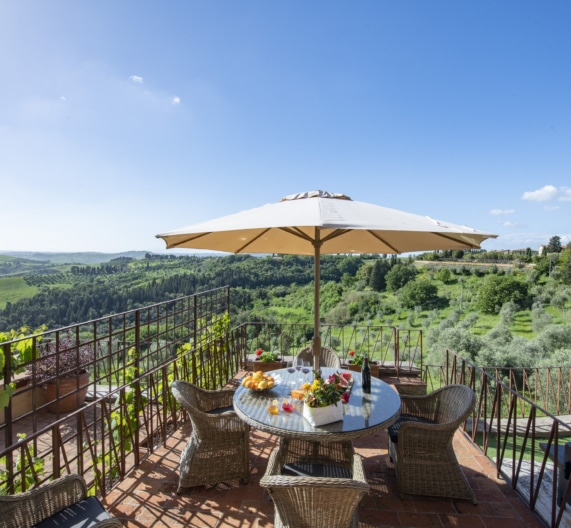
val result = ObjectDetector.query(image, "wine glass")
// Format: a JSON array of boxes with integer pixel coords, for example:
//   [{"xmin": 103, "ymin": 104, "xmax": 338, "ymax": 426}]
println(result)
[
  {"xmin": 295, "ymin": 358, "xmax": 303, "ymax": 384},
  {"xmin": 286, "ymin": 360, "xmax": 296, "ymax": 386},
  {"xmin": 301, "ymin": 360, "xmax": 311, "ymax": 377}
]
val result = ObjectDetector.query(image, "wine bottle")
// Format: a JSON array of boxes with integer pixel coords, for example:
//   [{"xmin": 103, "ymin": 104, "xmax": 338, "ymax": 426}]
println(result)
[{"xmin": 361, "ymin": 354, "xmax": 371, "ymax": 393}]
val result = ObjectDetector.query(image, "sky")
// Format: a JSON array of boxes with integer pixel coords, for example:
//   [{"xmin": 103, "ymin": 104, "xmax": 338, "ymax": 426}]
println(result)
[{"xmin": 1, "ymin": 1, "xmax": 570, "ymax": 255}]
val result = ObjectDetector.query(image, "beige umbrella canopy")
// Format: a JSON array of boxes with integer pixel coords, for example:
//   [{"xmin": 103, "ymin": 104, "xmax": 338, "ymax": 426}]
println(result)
[{"xmin": 156, "ymin": 190, "xmax": 498, "ymax": 367}]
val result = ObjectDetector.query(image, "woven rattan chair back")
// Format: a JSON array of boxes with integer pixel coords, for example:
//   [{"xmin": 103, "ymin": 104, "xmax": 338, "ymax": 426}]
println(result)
[
  {"xmin": 389, "ymin": 383, "xmax": 477, "ymax": 503},
  {"xmin": 296, "ymin": 346, "xmax": 341, "ymax": 369},
  {"xmin": 260, "ymin": 442, "xmax": 369, "ymax": 528},
  {"xmin": 0, "ymin": 474, "xmax": 121, "ymax": 528},
  {"xmin": 171, "ymin": 380, "xmax": 250, "ymax": 492}
]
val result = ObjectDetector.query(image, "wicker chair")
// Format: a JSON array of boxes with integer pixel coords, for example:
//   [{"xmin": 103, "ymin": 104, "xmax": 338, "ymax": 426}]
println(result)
[
  {"xmin": 296, "ymin": 346, "xmax": 341, "ymax": 369},
  {"xmin": 388, "ymin": 384, "xmax": 477, "ymax": 504},
  {"xmin": 0, "ymin": 474, "xmax": 121, "ymax": 528},
  {"xmin": 171, "ymin": 380, "xmax": 250, "ymax": 492},
  {"xmin": 260, "ymin": 440, "xmax": 369, "ymax": 528}
]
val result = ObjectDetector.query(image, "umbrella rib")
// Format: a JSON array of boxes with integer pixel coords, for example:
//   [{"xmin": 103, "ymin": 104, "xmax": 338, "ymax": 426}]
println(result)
[
  {"xmin": 161, "ymin": 232, "xmax": 210, "ymax": 249},
  {"xmin": 235, "ymin": 228, "xmax": 272, "ymax": 253},
  {"xmin": 279, "ymin": 226, "xmax": 315, "ymax": 243},
  {"xmin": 431, "ymin": 232, "xmax": 482, "ymax": 249},
  {"xmin": 320, "ymin": 229, "xmax": 350, "ymax": 244},
  {"xmin": 366, "ymin": 231, "xmax": 400, "ymax": 254}
]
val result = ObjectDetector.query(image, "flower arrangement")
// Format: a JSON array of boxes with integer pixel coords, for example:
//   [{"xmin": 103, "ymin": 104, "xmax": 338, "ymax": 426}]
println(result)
[
  {"xmin": 301, "ymin": 371, "xmax": 350, "ymax": 408},
  {"xmin": 33, "ymin": 336, "xmax": 94, "ymax": 383},
  {"xmin": 255, "ymin": 349, "xmax": 280, "ymax": 363}
]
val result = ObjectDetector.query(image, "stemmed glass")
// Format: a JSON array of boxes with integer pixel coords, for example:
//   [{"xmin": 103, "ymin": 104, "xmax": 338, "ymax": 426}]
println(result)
[
  {"xmin": 301, "ymin": 360, "xmax": 311, "ymax": 379},
  {"xmin": 286, "ymin": 360, "xmax": 296, "ymax": 386},
  {"xmin": 295, "ymin": 358, "xmax": 304, "ymax": 385}
]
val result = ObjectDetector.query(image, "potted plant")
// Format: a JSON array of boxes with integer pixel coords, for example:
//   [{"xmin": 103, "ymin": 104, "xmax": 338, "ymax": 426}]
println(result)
[
  {"xmin": 300, "ymin": 371, "xmax": 350, "ymax": 426},
  {"xmin": 343, "ymin": 350, "xmax": 380, "ymax": 377},
  {"xmin": 252, "ymin": 348, "xmax": 285, "ymax": 373},
  {"xmin": 33, "ymin": 336, "xmax": 94, "ymax": 413}
]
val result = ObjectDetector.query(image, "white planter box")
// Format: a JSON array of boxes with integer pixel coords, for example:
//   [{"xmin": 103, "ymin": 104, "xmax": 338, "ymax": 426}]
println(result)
[{"xmin": 302, "ymin": 402, "xmax": 344, "ymax": 426}]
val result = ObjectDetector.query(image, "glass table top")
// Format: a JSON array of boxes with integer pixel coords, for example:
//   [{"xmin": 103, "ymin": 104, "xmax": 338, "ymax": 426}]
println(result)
[{"xmin": 233, "ymin": 367, "xmax": 401, "ymax": 441}]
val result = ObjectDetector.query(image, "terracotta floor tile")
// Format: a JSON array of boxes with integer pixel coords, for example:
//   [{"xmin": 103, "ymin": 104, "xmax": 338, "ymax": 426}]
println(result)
[
  {"xmin": 439, "ymin": 513, "xmax": 485, "ymax": 527},
  {"xmin": 398, "ymin": 511, "xmax": 443, "ymax": 527},
  {"xmin": 99, "ymin": 412, "xmax": 547, "ymax": 528}
]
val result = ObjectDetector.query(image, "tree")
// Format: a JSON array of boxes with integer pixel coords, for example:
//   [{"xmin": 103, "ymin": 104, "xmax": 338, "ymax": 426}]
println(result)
[
  {"xmin": 546, "ymin": 235, "xmax": 562, "ymax": 253},
  {"xmin": 476, "ymin": 275, "xmax": 530, "ymax": 314},
  {"xmin": 385, "ymin": 264, "xmax": 418, "ymax": 292},
  {"xmin": 559, "ymin": 247, "xmax": 571, "ymax": 285},
  {"xmin": 435, "ymin": 268, "xmax": 452, "ymax": 284},
  {"xmin": 399, "ymin": 280, "xmax": 438, "ymax": 309},
  {"xmin": 369, "ymin": 259, "xmax": 391, "ymax": 292}
]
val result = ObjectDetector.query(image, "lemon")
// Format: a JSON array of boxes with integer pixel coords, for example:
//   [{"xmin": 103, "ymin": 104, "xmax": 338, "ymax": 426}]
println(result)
[{"xmin": 258, "ymin": 380, "xmax": 268, "ymax": 390}]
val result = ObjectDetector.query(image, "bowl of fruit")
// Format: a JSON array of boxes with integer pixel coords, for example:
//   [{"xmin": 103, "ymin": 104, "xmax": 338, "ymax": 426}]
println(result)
[{"xmin": 241, "ymin": 370, "xmax": 277, "ymax": 392}]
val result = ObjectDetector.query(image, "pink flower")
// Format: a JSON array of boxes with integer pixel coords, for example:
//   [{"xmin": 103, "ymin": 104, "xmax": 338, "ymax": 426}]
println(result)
[
  {"xmin": 348, "ymin": 350, "xmax": 355, "ymax": 357},
  {"xmin": 341, "ymin": 392, "xmax": 350, "ymax": 403},
  {"xmin": 255, "ymin": 349, "xmax": 263, "ymax": 357}
]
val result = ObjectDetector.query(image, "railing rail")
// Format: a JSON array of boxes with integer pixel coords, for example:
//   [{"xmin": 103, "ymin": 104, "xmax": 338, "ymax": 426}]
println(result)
[
  {"xmin": 0, "ymin": 290, "xmax": 423, "ymax": 497},
  {"xmin": 0, "ymin": 287, "xmax": 237, "ymax": 494},
  {"xmin": 236, "ymin": 322, "xmax": 421, "ymax": 376},
  {"xmin": 423, "ymin": 351, "xmax": 571, "ymax": 528}
]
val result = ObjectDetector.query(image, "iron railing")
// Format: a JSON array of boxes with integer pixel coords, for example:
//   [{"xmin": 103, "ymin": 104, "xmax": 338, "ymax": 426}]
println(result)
[
  {"xmin": 8, "ymin": 291, "xmax": 570, "ymax": 526},
  {"xmin": 239, "ymin": 322, "xmax": 421, "ymax": 377},
  {"xmin": 0, "ymin": 289, "xmax": 422, "ymax": 497},
  {"xmin": 423, "ymin": 351, "xmax": 571, "ymax": 528}
]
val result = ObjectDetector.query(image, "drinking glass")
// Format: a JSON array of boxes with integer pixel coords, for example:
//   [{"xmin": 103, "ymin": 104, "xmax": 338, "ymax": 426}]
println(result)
[
  {"xmin": 286, "ymin": 360, "xmax": 296, "ymax": 386},
  {"xmin": 281, "ymin": 397, "xmax": 294, "ymax": 413},
  {"xmin": 267, "ymin": 399, "xmax": 279, "ymax": 415}
]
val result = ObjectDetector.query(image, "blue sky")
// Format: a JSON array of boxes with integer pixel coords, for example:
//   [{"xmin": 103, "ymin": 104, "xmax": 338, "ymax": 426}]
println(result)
[{"xmin": 1, "ymin": 1, "xmax": 570, "ymax": 254}]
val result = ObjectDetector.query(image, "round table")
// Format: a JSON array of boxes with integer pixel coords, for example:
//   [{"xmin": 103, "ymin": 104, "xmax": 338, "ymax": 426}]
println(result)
[{"xmin": 233, "ymin": 367, "xmax": 401, "ymax": 443}]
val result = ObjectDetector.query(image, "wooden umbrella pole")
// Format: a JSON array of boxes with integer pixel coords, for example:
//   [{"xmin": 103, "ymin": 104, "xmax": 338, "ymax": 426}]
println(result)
[{"xmin": 313, "ymin": 230, "xmax": 322, "ymax": 369}]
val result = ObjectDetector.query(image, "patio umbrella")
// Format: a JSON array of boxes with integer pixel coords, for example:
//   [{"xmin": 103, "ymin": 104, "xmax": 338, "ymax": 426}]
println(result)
[{"xmin": 156, "ymin": 190, "xmax": 497, "ymax": 367}]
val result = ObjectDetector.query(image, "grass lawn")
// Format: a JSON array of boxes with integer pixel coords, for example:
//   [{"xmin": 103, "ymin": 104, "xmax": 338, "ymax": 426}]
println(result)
[{"xmin": 0, "ymin": 277, "xmax": 38, "ymax": 309}]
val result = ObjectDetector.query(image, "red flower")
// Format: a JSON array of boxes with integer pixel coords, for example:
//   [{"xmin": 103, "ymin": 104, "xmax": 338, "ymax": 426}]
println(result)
[
  {"xmin": 341, "ymin": 392, "xmax": 350, "ymax": 403},
  {"xmin": 348, "ymin": 350, "xmax": 355, "ymax": 357},
  {"xmin": 255, "ymin": 349, "xmax": 263, "ymax": 357}
]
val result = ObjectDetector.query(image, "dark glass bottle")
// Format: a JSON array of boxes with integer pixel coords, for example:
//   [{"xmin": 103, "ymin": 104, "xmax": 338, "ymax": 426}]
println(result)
[{"xmin": 361, "ymin": 354, "xmax": 371, "ymax": 393}]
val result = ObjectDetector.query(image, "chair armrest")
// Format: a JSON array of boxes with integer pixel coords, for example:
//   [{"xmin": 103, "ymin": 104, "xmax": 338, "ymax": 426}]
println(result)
[
  {"xmin": 0, "ymin": 474, "xmax": 87, "ymax": 528},
  {"xmin": 350, "ymin": 452, "xmax": 368, "ymax": 486}
]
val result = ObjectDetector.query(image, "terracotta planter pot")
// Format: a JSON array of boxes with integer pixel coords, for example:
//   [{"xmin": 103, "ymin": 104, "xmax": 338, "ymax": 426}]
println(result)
[
  {"xmin": 43, "ymin": 371, "xmax": 90, "ymax": 413},
  {"xmin": 342, "ymin": 361, "xmax": 380, "ymax": 378},
  {"xmin": 252, "ymin": 360, "xmax": 286, "ymax": 373}
]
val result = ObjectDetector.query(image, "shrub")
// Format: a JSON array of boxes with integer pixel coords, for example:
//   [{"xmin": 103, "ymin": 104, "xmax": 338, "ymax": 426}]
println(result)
[
  {"xmin": 476, "ymin": 275, "xmax": 530, "ymax": 314},
  {"xmin": 33, "ymin": 336, "xmax": 94, "ymax": 382}
]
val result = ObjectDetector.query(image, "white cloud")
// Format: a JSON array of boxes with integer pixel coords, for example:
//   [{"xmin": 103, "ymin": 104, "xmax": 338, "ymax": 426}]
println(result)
[
  {"xmin": 59, "ymin": 96, "xmax": 66, "ymax": 103},
  {"xmin": 558, "ymin": 187, "xmax": 571, "ymax": 202},
  {"xmin": 502, "ymin": 221, "xmax": 526, "ymax": 228},
  {"xmin": 129, "ymin": 75, "xmax": 144, "ymax": 84},
  {"xmin": 544, "ymin": 205, "xmax": 560, "ymax": 211},
  {"xmin": 522, "ymin": 185, "xmax": 558, "ymax": 202},
  {"xmin": 490, "ymin": 209, "xmax": 515, "ymax": 215},
  {"xmin": 171, "ymin": 96, "xmax": 181, "ymax": 105}
]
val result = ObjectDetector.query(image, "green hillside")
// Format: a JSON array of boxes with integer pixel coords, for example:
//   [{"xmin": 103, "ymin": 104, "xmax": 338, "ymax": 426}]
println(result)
[
  {"xmin": 0, "ymin": 249, "xmax": 569, "ymax": 370},
  {"xmin": 0, "ymin": 277, "xmax": 38, "ymax": 309},
  {"xmin": 0, "ymin": 250, "xmax": 152, "ymax": 265}
]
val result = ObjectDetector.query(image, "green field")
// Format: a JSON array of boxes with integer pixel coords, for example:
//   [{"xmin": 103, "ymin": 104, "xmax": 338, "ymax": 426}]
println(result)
[{"xmin": 0, "ymin": 277, "xmax": 38, "ymax": 309}]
